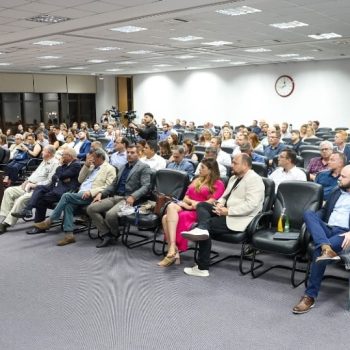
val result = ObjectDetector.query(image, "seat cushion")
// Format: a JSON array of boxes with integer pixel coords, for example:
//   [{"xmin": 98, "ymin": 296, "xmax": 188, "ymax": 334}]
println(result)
[
  {"xmin": 125, "ymin": 213, "xmax": 159, "ymax": 229},
  {"xmin": 211, "ymin": 231, "xmax": 247, "ymax": 244}
]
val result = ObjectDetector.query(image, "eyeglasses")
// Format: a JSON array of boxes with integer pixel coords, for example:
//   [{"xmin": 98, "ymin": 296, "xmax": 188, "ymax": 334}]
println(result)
[{"xmin": 320, "ymin": 148, "xmax": 332, "ymax": 151}]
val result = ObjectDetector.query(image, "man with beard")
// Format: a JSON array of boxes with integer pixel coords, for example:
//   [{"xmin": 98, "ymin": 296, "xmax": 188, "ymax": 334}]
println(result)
[{"xmin": 292, "ymin": 165, "xmax": 350, "ymax": 314}]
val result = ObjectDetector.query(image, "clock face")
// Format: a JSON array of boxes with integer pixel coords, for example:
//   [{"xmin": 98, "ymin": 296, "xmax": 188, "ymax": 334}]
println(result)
[{"xmin": 275, "ymin": 75, "xmax": 295, "ymax": 97}]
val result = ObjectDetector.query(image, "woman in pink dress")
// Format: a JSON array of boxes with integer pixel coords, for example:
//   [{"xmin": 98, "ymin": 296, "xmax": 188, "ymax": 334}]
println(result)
[{"xmin": 158, "ymin": 158, "xmax": 225, "ymax": 267}]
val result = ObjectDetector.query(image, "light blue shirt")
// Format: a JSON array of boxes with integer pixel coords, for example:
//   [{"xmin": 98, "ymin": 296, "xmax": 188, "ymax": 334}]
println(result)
[
  {"xmin": 79, "ymin": 166, "xmax": 100, "ymax": 193},
  {"xmin": 328, "ymin": 190, "xmax": 350, "ymax": 228},
  {"xmin": 110, "ymin": 151, "xmax": 127, "ymax": 170}
]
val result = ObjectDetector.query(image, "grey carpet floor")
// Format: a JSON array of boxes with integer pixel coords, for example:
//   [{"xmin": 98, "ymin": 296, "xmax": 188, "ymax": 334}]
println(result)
[{"xmin": 0, "ymin": 220, "xmax": 349, "ymax": 350}]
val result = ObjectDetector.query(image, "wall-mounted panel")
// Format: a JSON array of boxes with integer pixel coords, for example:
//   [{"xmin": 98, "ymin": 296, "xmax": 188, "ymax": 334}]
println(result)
[
  {"xmin": 34, "ymin": 74, "xmax": 67, "ymax": 93},
  {"xmin": 0, "ymin": 73, "xmax": 33, "ymax": 92},
  {"xmin": 67, "ymin": 75, "xmax": 96, "ymax": 93}
]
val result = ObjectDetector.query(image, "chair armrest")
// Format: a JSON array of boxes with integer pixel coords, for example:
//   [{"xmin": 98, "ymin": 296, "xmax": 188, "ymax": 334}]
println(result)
[{"xmin": 246, "ymin": 210, "xmax": 273, "ymax": 239}]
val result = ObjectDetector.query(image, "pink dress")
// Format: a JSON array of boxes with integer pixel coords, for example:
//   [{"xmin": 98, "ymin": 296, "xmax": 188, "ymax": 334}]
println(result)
[{"xmin": 175, "ymin": 179, "xmax": 225, "ymax": 251}]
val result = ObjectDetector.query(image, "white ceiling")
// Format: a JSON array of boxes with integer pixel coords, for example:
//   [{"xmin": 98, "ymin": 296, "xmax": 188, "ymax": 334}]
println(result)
[{"xmin": 1, "ymin": 0, "xmax": 350, "ymax": 76}]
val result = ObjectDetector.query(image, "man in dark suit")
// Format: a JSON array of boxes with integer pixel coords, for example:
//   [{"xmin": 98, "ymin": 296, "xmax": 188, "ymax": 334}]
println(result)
[
  {"xmin": 87, "ymin": 144, "xmax": 152, "ymax": 248},
  {"xmin": 25, "ymin": 148, "xmax": 81, "ymax": 234},
  {"xmin": 292, "ymin": 164, "xmax": 350, "ymax": 314},
  {"xmin": 74, "ymin": 130, "xmax": 91, "ymax": 160}
]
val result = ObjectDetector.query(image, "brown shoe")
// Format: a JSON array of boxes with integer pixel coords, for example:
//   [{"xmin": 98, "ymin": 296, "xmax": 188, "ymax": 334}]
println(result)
[
  {"xmin": 57, "ymin": 233, "xmax": 76, "ymax": 246},
  {"xmin": 34, "ymin": 219, "xmax": 52, "ymax": 230},
  {"xmin": 292, "ymin": 295, "xmax": 315, "ymax": 314},
  {"xmin": 316, "ymin": 247, "xmax": 337, "ymax": 263}
]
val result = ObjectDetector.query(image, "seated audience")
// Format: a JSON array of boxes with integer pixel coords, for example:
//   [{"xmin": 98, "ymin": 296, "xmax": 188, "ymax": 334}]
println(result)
[
  {"xmin": 140, "ymin": 140, "xmax": 167, "ymax": 171},
  {"xmin": 334, "ymin": 130, "xmax": 350, "ymax": 163},
  {"xmin": 292, "ymin": 165, "xmax": 350, "ymax": 314},
  {"xmin": 9, "ymin": 134, "xmax": 24, "ymax": 159},
  {"xmin": 36, "ymin": 130, "xmax": 49, "ymax": 148},
  {"xmin": 269, "ymin": 149, "xmax": 306, "ymax": 191},
  {"xmin": 159, "ymin": 158, "xmax": 225, "ymax": 266},
  {"xmin": 240, "ymin": 142, "xmax": 266, "ymax": 164},
  {"xmin": 110, "ymin": 137, "xmax": 128, "ymax": 170},
  {"xmin": 307, "ymin": 140, "xmax": 333, "ymax": 180},
  {"xmin": 232, "ymin": 132, "xmax": 249, "ymax": 157},
  {"xmin": 315, "ymin": 152, "xmax": 346, "ymax": 201},
  {"xmin": 74, "ymin": 131, "xmax": 91, "ymax": 160},
  {"xmin": 280, "ymin": 122, "xmax": 291, "ymax": 139},
  {"xmin": 48, "ymin": 131, "xmax": 60, "ymax": 150},
  {"xmin": 299, "ymin": 124, "xmax": 308, "ymax": 139},
  {"xmin": 264, "ymin": 129, "xmax": 286, "ymax": 168},
  {"xmin": 136, "ymin": 140, "xmax": 146, "ymax": 158},
  {"xmin": 86, "ymin": 144, "xmax": 151, "ymax": 248},
  {"xmin": 167, "ymin": 133, "xmax": 179, "ymax": 147},
  {"xmin": 210, "ymin": 136, "xmax": 231, "ymax": 167},
  {"xmin": 194, "ymin": 147, "xmax": 227, "ymax": 178},
  {"xmin": 23, "ymin": 148, "xmax": 81, "ymax": 234},
  {"xmin": 0, "ymin": 145, "xmax": 59, "ymax": 233},
  {"xmin": 159, "ymin": 140, "xmax": 172, "ymax": 160},
  {"xmin": 290, "ymin": 129, "xmax": 302, "ymax": 154},
  {"xmin": 197, "ymin": 130, "xmax": 212, "ymax": 147},
  {"xmin": 0, "ymin": 134, "xmax": 8, "ymax": 150},
  {"xmin": 181, "ymin": 154, "xmax": 265, "ymax": 277},
  {"xmin": 183, "ymin": 139, "xmax": 198, "ymax": 162},
  {"xmin": 221, "ymin": 127, "xmax": 235, "ymax": 148},
  {"xmin": 34, "ymin": 149, "xmax": 116, "ymax": 246},
  {"xmin": 167, "ymin": 146, "xmax": 195, "ymax": 178},
  {"xmin": 158, "ymin": 122, "xmax": 172, "ymax": 141},
  {"xmin": 248, "ymin": 133, "xmax": 264, "ymax": 153},
  {"xmin": 302, "ymin": 125, "xmax": 317, "ymax": 141}
]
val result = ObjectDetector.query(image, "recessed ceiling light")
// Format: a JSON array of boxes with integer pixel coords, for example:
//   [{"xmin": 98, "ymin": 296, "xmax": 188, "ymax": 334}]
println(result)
[
  {"xmin": 153, "ymin": 64, "xmax": 173, "ymax": 67},
  {"xmin": 210, "ymin": 59, "xmax": 231, "ymax": 62},
  {"xmin": 118, "ymin": 61, "xmax": 137, "ymax": 65},
  {"xmin": 170, "ymin": 35, "xmax": 203, "ymax": 42},
  {"xmin": 244, "ymin": 48, "xmax": 271, "ymax": 53},
  {"xmin": 276, "ymin": 53, "xmax": 300, "ymax": 57},
  {"xmin": 37, "ymin": 55, "xmax": 61, "ymax": 59},
  {"xmin": 110, "ymin": 26, "xmax": 147, "ymax": 33},
  {"xmin": 0, "ymin": 62, "xmax": 11, "ymax": 66},
  {"xmin": 87, "ymin": 59, "xmax": 109, "ymax": 63},
  {"xmin": 127, "ymin": 50, "xmax": 152, "ymax": 54},
  {"xmin": 216, "ymin": 6, "xmax": 261, "ymax": 16},
  {"xmin": 176, "ymin": 55, "xmax": 196, "ymax": 59},
  {"xmin": 308, "ymin": 33, "xmax": 342, "ymax": 40},
  {"xmin": 26, "ymin": 14, "xmax": 70, "ymax": 24},
  {"xmin": 69, "ymin": 66, "xmax": 87, "ymax": 70},
  {"xmin": 294, "ymin": 56, "xmax": 314, "ymax": 60},
  {"xmin": 270, "ymin": 21, "xmax": 308, "ymax": 29},
  {"xmin": 230, "ymin": 61, "xmax": 247, "ymax": 65},
  {"xmin": 33, "ymin": 40, "xmax": 64, "ymax": 46},
  {"xmin": 106, "ymin": 68, "xmax": 122, "ymax": 72},
  {"xmin": 95, "ymin": 47, "xmax": 121, "ymax": 51},
  {"xmin": 201, "ymin": 41, "xmax": 232, "ymax": 46},
  {"xmin": 40, "ymin": 65, "xmax": 59, "ymax": 68}
]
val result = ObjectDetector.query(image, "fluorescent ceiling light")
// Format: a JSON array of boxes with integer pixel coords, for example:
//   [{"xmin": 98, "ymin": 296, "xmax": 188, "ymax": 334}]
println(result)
[
  {"xmin": 201, "ymin": 41, "xmax": 232, "ymax": 46},
  {"xmin": 33, "ymin": 40, "xmax": 64, "ymax": 46},
  {"xmin": 308, "ymin": 33, "xmax": 342, "ymax": 40},
  {"xmin": 0, "ymin": 62, "xmax": 11, "ymax": 66},
  {"xmin": 40, "ymin": 65, "xmax": 59, "ymax": 68},
  {"xmin": 153, "ymin": 64, "xmax": 173, "ymax": 67},
  {"xmin": 270, "ymin": 21, "xmax": 308, "ymax": 29},
  {"xmin": 230, "ymin": 61, "xmax": 247, "ymax": 65},
  {"xmin": 69, "ymin": 66, "xmax": 87, "ymax": 70},
  {"xmin": 37, "ymin": 55, "xmax": 61, "ymax": 59},
  {"xmin": 244, "ymin": 48, "xmax": 271, "ymax": 53},
  {"xmin": 127, "ymin": 50, "xmax": 152, "ymax": 54},
  {"xmin": 294, "ymin": 56, "xmax": 314, "ymax": 60},
  {"xmin": 26, "ymin": 14, "xmax": 70, "ymax": 24},
  {"xmin": 276, "ymin": 53, "xmax": 300, "ymax": 57},
  {"xmin": 87, "ymin": 59, "xmax": 108, "ymax": 63},
  {"xmin": 176, "ymin": 55, "xmax": 196, "ymax": 59},
  {"xmin": 118, "ymin": 61, "xmax": 137, "ymax": 65},
  {"xmin": 210, "ymin": 59, "xmax": 231, "ymax": 62},
  {"xmin": 110, "ymin": 26, "xmax": 147, "ymax": 33},
  {"xmin": 95, "ymin": 47, "xmax": 121, "ymax": 51},
  {"xmin": 106, "ymin": 68, "xmax": 122, "ymax": 72},
  {"xmin": 216, "ymin": 6, "xmax": 261, "ymax": 16},
  {"xmin": 170, "ymin": 35, "xmax": 203, "ymax": 42}
]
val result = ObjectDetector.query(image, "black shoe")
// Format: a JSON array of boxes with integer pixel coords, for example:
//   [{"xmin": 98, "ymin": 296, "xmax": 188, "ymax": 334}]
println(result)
[
  {"xmin": 96, "ymin": 235, "xmax": 113, "ymax": 248},
  {"xmin": 0, "ymin": 223, "xmax": 9, "ymax": 234},
  {"xmin": 26, "ymin": 227, "xmax": 46, "ymax": 235},
  {"xmin": 11, "ymin": 209, "xmax": 32, "ymax": 219}
]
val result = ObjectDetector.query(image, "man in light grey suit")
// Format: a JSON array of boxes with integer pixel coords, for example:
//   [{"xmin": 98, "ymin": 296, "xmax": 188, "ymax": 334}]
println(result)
[
  {"xmin": 87, "ymin": 144, "xmax": 151, "ymax": 248},
  {"xmin": 182, "ymin": 153, "xmax": 265, "ymax": 277}
]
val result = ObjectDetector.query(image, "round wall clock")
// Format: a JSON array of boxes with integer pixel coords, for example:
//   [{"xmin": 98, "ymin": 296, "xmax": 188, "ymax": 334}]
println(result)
[{"xmin": 275, "ymin": 75, "xmax": 295, "ymax": 97}]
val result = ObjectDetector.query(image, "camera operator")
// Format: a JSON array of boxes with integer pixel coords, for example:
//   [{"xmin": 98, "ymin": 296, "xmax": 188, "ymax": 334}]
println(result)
[{"xmin": 128, "ymin": 112, "xmax": 157, "ymax": 141}]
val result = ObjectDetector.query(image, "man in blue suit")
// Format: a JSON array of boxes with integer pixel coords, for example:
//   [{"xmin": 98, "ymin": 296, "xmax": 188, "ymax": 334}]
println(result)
[
  {"xmin": 166, "ymin": 145, "xmax": 194, "ymax": 179},
  {"xmin": 293, "ymin": 164, "xmax": 350, "ymax": 314},
  {"xmin": 25, "ymin": 148, "xmax": 81, "ymax": 234},
  {"xmin": 74, "ymin": 130, "xmax": 91, "ymax": 160}
]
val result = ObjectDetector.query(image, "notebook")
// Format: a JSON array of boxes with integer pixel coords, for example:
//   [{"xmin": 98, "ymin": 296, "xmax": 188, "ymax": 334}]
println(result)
[{"xmin": 273, "ymin": 232, "xmax": 300, "ymax": 240}]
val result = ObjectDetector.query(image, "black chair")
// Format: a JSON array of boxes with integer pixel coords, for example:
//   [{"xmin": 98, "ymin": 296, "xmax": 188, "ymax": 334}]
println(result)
[
  {"xmin": 303, "ymin": 137, "xmax": 323, "ymax": 145},
  {"xmin": 0, "ymin": 149, "xmax": 11, "ymax": 171},
  {"xmin": 96, "ymin": 137, "xmax": 112, "ymax": 150},
  {"xmin": 221, "ymin": 147, "xmax": 234, "ymax": 155},
  {"xmin": 182, "ymin": 132, "xmax": 198, "ymax": 142},
  {"xmin": 317, "ymin": 127, "xmax": 332, "ymax": 133},
  {"xmin": 334, "ymin": 127, "xmax": 348, "ymax": 131},
  {"xmin": 122, "ymin": 169, "xmax": 190, "ymax": 253},
  {"xmin": 298, "ymin": 144, "xmax": 320, "ymax": 152},
  {"xmin": 299, "ymin": 150, "xmax": 321, "ymax": 169},
  {"xmin": 194, "ymin": 145, "xmax": 206, "ymax": 152},
  {"xmin": 194, "ymin": 151, "xmax": 205, "ymax": 162},
  {"xmin": 207, "ymin": 178, "xmax": 275, "ymax": 274},
  {"xmin": 249, "ymin": 181, "xmax": 323, "ymax": 287},
  {"xmin": 252, "ymin": 162, "xmax": 268, "ymax": 177}
]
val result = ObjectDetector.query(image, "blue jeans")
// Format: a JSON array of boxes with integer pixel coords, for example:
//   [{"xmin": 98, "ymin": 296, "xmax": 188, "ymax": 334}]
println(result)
[
  {"xmin": 50, "ymin": 192, "xmax": 92, "ymax": 232},
  {"xmin": 304, "ymin": 210, "xmax": 348, "ymax": 298}
]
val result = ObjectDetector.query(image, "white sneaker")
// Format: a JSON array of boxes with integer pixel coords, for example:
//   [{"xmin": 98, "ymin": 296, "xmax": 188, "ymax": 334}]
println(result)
[
  {"xmin": 181, "ymin": 227, "xmax": 209, "ymax": 241},
  {"xmin": 184, "ymin": 265, "xmax": 209, "ymax": 277}
]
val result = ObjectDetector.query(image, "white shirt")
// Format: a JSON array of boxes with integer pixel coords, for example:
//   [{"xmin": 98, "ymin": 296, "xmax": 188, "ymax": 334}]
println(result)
[
  {"xmin": 28, "ymin": 158, "xmax": 60, "ymax": 186},
  {"xmin": 217, "ymin": 149, "xmax": 232, "ymax": 167},
  {"xmin": 269, "ymin": 166, "xmax": 307, "ymax": 192},
  {"xmin": 141, "ymin": 154, "xmax": 167, "ymax": 171}
]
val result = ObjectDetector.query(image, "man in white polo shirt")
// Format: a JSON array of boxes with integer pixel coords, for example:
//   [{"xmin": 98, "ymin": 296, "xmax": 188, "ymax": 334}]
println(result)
[{"xmin": 140, "ymin": 140, "xmax": 166, "ymax": 171}]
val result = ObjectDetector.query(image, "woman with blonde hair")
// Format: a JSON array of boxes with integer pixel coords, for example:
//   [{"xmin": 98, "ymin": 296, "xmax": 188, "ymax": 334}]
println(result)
[
  {"xmin": 198, "ymin": 130, "xmax": 212, "ymax": 147},
  {"xmin": 221, "ymin": 127, "xmax": 235, "ymax": 148},
  {"xmin": 158, "ymin": 158, "xmax": 225, "ymax": 267}
]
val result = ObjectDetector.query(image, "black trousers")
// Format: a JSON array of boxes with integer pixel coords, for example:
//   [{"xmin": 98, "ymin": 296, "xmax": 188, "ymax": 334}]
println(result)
[{"xmin": 196, "ymin": 202, "xmax": 237, "ymax": 271}]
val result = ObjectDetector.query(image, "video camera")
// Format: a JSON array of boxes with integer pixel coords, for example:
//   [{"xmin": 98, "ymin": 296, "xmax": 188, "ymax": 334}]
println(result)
[
  {"xmin": 109, "ymin": 106, "xmax": 121, "ymax": 120},
  {"xmin": 125, "ymin": 110, "xmax": 137, "ymax": 123}
]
